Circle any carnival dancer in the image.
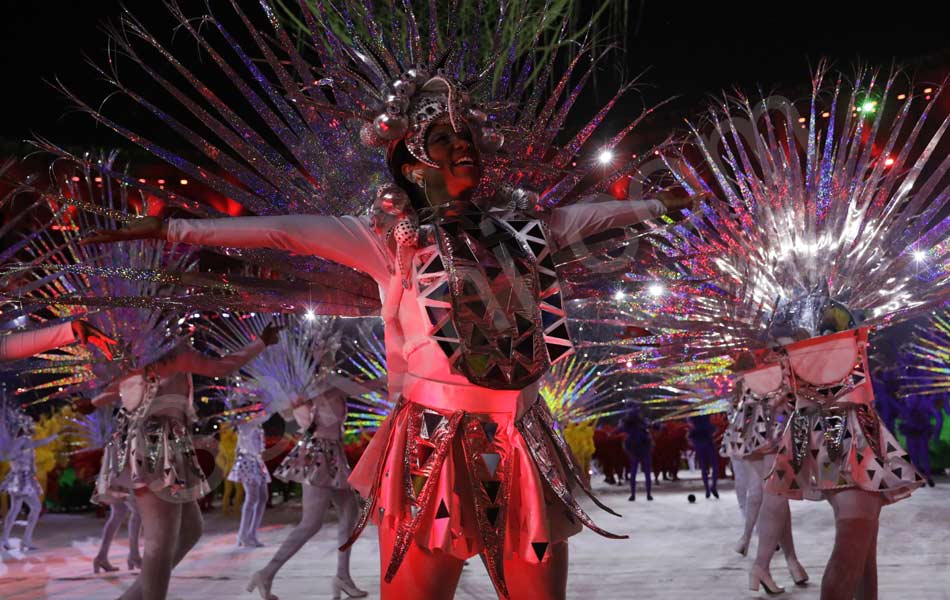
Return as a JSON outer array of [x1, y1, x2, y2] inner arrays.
[[229, 411, 271, 548], [247, 387, 367, 600], [91, 118, 694, 600], [0, 413, 56, 551], [78, 2, 706, 597], [722, 354, 808, 592], [91, 323, 278, 600]]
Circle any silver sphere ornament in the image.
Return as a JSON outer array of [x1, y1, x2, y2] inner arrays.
[[373, 113, 408, 140], [392, 78, 417, 97], [480, 128, 504, 152], [384, 94, 409, 115], [376, 184, 410, 216]]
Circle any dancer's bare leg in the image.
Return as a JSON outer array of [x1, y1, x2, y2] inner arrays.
[[736, 458, 763, 554], [21, 494, 43, 547], [504, 541, 569, 600], [119, 493, 203, 600], [128, 498, 143, 567], [95, 501, 129, 567], [821, 489, 882, 600], [378, 524, 463, 600], [854, 517, 879, 600], [329, 488, 359, 581], [778, 496, 807, 583], [1, 495, 25, 547], [119, 490, 181, 600], [238, 481, 266, 545], [731, 458, 750, 518], [250, 483, 268, 543], [750, 455, 796, 591], [251, 483, 333, 597]]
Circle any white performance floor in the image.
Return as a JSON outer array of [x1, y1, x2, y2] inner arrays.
[[1, 470, 948, 599]]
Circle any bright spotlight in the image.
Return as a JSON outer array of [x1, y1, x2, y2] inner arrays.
[[647, 283, 665, 297], [304, 308, 316, 321], [913, 250, 927, 262], [597, 149, 614, 165], [613, 290, 626, 301]]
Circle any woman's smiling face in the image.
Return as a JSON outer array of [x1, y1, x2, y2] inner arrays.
[[424, 122, 482, 196]]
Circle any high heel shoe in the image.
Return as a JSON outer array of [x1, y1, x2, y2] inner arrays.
[[787, 558, 809, 586], [128, 555, 143, 570], [749, 565, 785, 595], [332, 575, 368, 599], [93, 556, 119, 574], [246, 570, 277, 600]]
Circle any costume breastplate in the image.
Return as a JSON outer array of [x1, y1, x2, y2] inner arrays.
[[414, 207, 574, 389]]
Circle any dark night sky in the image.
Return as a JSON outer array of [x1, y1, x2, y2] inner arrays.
[[0, 1, 947, 147]]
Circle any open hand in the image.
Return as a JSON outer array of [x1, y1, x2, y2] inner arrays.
[[657, 189, 709, 212], [72, 320, 117, 360], [260, 322, 283, 346], [82, 216, 167, 245]]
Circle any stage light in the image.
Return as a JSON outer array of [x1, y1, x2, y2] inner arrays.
[[647, 283, 665, 297], [923, 87, 933, 94], [597, 149, 614, 165], [884, 157, 895, 167], [304, 308, 316, 321], [613, 290, 626, 301], [913, 250, 927, 262], [180, 179, 189, 185], [897, 94, 907, 100]]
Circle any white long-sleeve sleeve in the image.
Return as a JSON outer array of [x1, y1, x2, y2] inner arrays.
[[0, 322, 76, 361], [167, 214, 391, 284], [545, 196, 665, 248]]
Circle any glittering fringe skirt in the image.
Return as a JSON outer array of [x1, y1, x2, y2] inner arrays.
[[227, 451, 272, 486], [274, 434, 350, 489], [0, 469, 42, 497], [720, 401, 779, 459], [93, 406, 211, 505], [344, 395, 624, 598], [765, 403, 924, 503]]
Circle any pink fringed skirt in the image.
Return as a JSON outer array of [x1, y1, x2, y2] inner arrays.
[[346, 378, 624, 598]]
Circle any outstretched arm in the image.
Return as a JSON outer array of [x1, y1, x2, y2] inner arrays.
[[0, 323, 76, 361], [545, 190, 704, 248], [0, 321, 117, 362], [86, 214, 390, 284], [168, 339, 266, 378]]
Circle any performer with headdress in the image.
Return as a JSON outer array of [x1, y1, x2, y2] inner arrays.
[[0, 410, 56, 551], [612, 68, 948, 598], [79, 2, 703, 598], [227, 409, 271, 548], [90, 323, 278, 599], [204, 312, 368, 597]]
